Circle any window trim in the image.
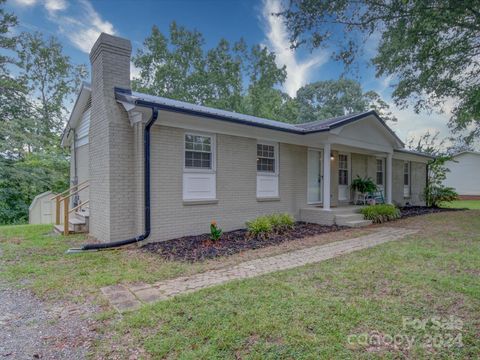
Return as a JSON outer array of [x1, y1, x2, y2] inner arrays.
[[376, 158, 385, 187], [338, 152, 350, 186], [256, 141, 279, 176], [403, 161, 410, 186], [403, 161, 411, 198], [183, 131, 216, 173]]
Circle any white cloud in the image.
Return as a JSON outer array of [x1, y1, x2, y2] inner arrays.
[[387, 103, 452, 148], [44, 0, 67, 13], [261, 0, 328, 97], [47, 0, 116, 53], [11, 0, 115, 54], [12, 0, 38, 6]]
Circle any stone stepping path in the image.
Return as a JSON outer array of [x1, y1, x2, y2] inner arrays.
[[101, 227, 418, 312]]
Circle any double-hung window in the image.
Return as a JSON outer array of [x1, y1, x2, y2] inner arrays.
[[185, 134, 212, 169], [183, 133, 216, 201], [257, 144, 276, 173], [338, 154, 349, 186], [256, 142, 279, 198], [403, 161, 410, 198], [376, 159, 384, 188]]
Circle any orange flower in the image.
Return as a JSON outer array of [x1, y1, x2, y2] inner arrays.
[[211, 220, 217, 226]]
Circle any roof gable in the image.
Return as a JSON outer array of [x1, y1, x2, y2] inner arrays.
[[332, 115, 402, 148]]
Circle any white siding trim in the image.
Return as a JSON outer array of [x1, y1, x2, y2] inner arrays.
[[256, 175, 279, 198], [183, 173, 216, 201], [75, 108, 90, 148]]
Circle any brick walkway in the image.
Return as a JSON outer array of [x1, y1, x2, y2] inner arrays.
[[101, 227, 417, 312]]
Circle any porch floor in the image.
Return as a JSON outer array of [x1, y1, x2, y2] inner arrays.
[[300, 205, 372, 227]]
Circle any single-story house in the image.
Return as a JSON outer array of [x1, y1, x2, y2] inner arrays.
[[444, 151, 480, 199], [61, 33, 433, 246]]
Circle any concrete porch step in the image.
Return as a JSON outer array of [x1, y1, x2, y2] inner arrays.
[[344, 219, 373, 228], [334, 213, 365, 226]]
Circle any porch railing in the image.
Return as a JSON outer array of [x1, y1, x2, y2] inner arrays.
[[50, 180, 89, 236]]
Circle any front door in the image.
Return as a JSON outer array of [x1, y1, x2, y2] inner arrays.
[[307, 149, 322, 204], [338, 153, 350, 201]]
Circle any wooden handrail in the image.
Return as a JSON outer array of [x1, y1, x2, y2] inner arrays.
[[50, 180, 89, 200], [63, 197, 69, 236], [68, 200, 89, 214], [53, 180, 90, 232], [59, 183, 89, 202]]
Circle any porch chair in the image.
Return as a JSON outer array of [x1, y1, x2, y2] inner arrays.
[[367, 189, 385, 204]]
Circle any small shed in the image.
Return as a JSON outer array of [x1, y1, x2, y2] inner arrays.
[[29, 191, 58, 224]]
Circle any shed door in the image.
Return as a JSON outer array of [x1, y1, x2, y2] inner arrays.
[[41, 200, 53, 224]]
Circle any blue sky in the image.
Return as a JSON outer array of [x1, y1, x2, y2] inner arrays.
[[7, 0, 453, 144]]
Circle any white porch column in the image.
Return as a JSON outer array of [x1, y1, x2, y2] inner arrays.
[[323, 143, 331, 210], [386, 153, 393, 204]]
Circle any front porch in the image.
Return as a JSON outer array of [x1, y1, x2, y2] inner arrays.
[[305, 141, 393, 212], [300, 205, 372, 227]]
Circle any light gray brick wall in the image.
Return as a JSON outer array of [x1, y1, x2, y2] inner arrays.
[[88, 33, 137, 242], [351, 153, 368, 180], [147, 125, 308, 242], [392, 159, 426, 206], [410, 161, 427, 205]]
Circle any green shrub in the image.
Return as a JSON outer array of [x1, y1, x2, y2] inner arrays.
[[423, 185, 458, 208], [246, 213, 295, 238], [350, 176, 377, 194], [276, 213, 295, 229], [209, 220, 223, 241], [360, 204, 401, 224], [246, 216, 273, 238]]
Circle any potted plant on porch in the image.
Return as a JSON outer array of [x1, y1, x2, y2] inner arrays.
[[350, 176, 377, 205]]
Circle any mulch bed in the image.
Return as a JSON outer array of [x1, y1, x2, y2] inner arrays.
[[142, 222, 346, 262], [399, 206, 464, 218]]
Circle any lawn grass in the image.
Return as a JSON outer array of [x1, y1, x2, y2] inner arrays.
[[105, 211, 480, 359], [442, 200, 480, 210], [0, 224, 211, 302], [1, 212, 479, 358]]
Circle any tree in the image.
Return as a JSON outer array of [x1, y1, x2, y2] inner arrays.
[[406, 130, 446, 156], [295, 79, 396, 123], [0, 0, 32, 157], [17, 32, 87, 151], [279, 0, 480, 140], [133, 24, 295, 122], [0, 2, 87, 223], [240, 45, 288, 120], [132, 23, 207, 104], [423, 155, 458, 207], [405, 131, 459, 207]]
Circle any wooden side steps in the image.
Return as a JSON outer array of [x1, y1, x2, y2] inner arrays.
[[54, 209, 89, 235], [51, 181, 90, 236]]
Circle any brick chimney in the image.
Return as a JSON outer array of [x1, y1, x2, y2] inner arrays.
[[88, 33, 137, 242]]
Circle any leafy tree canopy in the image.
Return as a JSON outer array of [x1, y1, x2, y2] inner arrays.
[[0, 0, 87, 223], [279, 0, 480, 141], [296, 79, 397, 123], [134, 24, 395, 126], [133, 23, 296, 123]]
